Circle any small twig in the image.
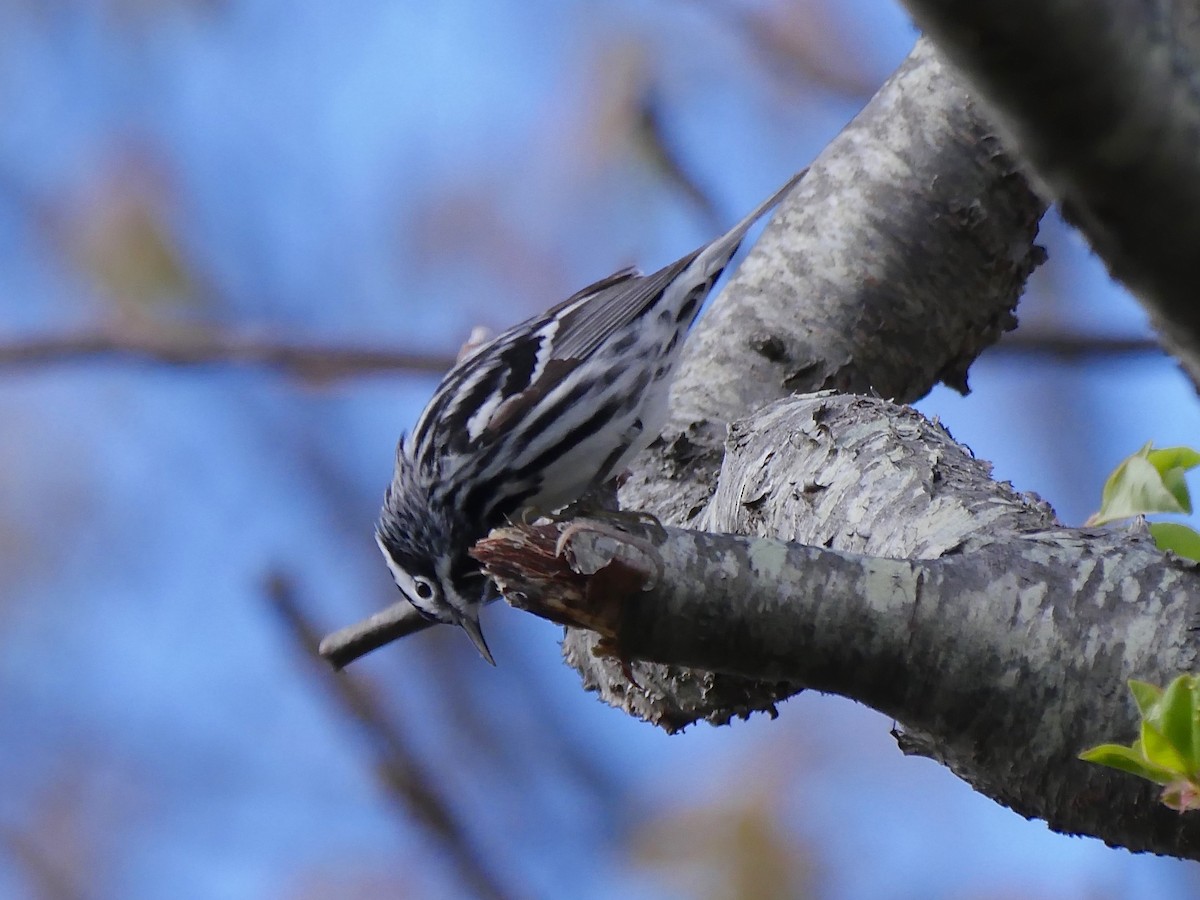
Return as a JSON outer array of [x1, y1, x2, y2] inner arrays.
[[3, 327, 1170, 374], [0, 326, 1166, 384], [0, 328, 455, 380], [266, 573, 518, 900], [993, 332, 1163, 358], [0, 825, 85, 900], [318, 601, 432, 669]]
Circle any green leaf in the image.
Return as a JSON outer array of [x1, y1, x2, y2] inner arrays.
[[1082, 676, 1200, 809], [1150, 522, 1200, 561], [1129, 680, 1164, 717], [1148, 675, 1200, 777], [1079, 743, 1178, 784], [1093, 449, 1189, 525], [1146, 446, 1200, 477], [1161, 468, 1194, 514], [1141, 720, 1190, 775]]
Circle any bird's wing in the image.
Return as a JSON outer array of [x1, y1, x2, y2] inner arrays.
[[411, 169, 806, 466], [541, 255, 699, 361], [545, 166, 805, 361], [409, 260, 694, 464]]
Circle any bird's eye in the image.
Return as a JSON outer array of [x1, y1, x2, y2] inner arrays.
[[413, 578, 436, 601]]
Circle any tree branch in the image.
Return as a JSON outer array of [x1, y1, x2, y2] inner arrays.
[[619, 38, 1046, 530], [318, 600, 431, 669], [317, 39, 1050, 668], [477, 393, 1200, 859], [897, 0, 1200, 388], [993, 331, 1162, 360], [266, 574, 519, 900], [0, 325, 1163, 391], [526, 36, 1200, 857], [670, 37, 1044, 428], [304, 26, 1196, 862], [0, 327, 455, 380]]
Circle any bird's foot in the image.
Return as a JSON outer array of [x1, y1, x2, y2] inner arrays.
[[554, 516, 665, 589]]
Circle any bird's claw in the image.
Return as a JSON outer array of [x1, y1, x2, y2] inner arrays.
[[554, 517, 665, 589]]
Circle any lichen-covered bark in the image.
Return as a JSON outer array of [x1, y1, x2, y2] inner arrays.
[[510, 393, 1200, 857], [541, 27, 1200, 852], [556, 522, 1200, 858], [899, 0, 1200, 389]]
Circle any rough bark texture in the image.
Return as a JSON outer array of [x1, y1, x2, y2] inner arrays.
[[529, 37, 1200, 858], [622, 37, 1045, 531], [327, 27, 1200, 859], [322, 38, 1049, 666], [566, 40, 1047, 724], [484, 394, 1200, 857], [898, 0, 1200, 389], [672, 38, 1043, 425]]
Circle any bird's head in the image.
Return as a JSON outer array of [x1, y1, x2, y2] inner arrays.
[[375, 440, 495, 664]]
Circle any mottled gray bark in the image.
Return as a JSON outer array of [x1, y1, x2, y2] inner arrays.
[[527, 36, 1200, 859], [623, 37, 1045, 528], [485, 393, 1200, 858], [567, 38, 1048, 715], [330, 30, 1200, 859], [898, 0, 1200, 389]]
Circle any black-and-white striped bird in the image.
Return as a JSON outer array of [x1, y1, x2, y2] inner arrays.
[[376, 171, 803, 663]]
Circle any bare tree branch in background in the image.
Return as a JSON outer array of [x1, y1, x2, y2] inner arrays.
[[0, 825, 86, 900], [0, 326, 1164, 387], [0, 327, 455, 381], [265, 574, 520, 900], [993, 331, 1161, 360]]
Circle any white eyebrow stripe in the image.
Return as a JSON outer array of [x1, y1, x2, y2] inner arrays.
[[376, 533, 414, 593], [375, 532, 441, 617]]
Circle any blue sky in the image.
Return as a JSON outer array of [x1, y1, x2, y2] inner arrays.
[[1, 1, 1197, 897]]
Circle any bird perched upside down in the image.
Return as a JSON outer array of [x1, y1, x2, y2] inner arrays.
[[376, 170, 804, 663]]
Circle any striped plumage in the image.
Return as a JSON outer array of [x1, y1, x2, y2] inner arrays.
[[376, 171, 802, 663]]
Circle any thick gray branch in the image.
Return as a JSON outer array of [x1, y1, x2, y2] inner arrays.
[[624, 38, 1045, 528], [485, 393, 1200, 858], [580, 40, 1049, 723], [480, 507, 1200, 858], [571, 392, 1064, 725], [670, 37, 1043, 430], [898, 0, 1200, 388]]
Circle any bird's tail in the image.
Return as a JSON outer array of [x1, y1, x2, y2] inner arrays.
[[693, 167, 807, 279]]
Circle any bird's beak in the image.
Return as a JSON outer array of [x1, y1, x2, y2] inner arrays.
[[458, 610, 496, 665]]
